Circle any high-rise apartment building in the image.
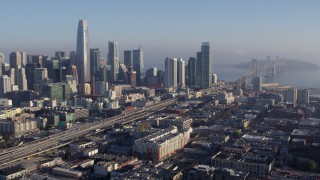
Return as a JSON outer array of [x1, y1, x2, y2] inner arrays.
[[164, 58, 177, 89], [76, 19, 90, 84], [133, 48, 145, 86], [90, 48, 100, 79], [107, 41, 119, 84], [177, 59, 185, 89]]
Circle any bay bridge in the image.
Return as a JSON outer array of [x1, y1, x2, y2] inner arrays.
[[231, 57, 279, 88]]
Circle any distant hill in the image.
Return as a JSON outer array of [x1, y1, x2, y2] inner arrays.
[[233, 59, 320, 71]]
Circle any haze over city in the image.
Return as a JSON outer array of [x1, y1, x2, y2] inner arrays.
[[1, 0, 320, 68]]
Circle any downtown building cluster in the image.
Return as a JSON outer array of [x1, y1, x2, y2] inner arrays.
[[0, 19, 319, 180], [0, 19, 215, 109]]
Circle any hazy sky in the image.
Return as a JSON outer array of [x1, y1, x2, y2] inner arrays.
[[1, 0, 320, 68]]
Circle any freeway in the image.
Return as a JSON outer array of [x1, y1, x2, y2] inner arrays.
[[0, 99, 176, 167]]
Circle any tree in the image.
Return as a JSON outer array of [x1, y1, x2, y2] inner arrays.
[[307, 160, 317, 171]]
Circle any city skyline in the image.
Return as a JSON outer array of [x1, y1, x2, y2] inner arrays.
[[1, 0, 320, 68]]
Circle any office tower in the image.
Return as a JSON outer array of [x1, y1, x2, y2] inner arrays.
[[46, 59, 59, 82], [118, 63, 128, 83], [107, 41, 119, 84], [99, 58, 106, 67], [133, 48, 145, 86], [1, 64, 10, 76], [90, 48, 100, 79], [31, 55, 43, 67], [164, 58, 177, 88], [212, 74, 218, 84], [79, 83, 91, 96], [177, 59, 185, 89], [70, 65, 78, 85], [16, 67, 28, 90], [124, 50, 133, 69], [10, 51, 25, 69], [99, 65, 108, 82], [252, 59, 258, 77], [157, 70, 164, 87], [66, 75, 78, 94], [9, 68, 16, 86], [252, 76, 262, 92], [76, 19, 90, 84], [55, 51, 66, 60], [127, 69, 136, 88], [145, 67, 158, 87], [34, 68, 48, 84], [186, 57, 196, 87], [196, 52, 202, 87], [297, 89, 309, 105], [0, 53, 4, 64], [285, 88, 297, 104], [200, 42, 213, 89], [69, 51, 77, 65], [40, 83, 72, 101], [26, 62, 40, 90], [95, 81, 108, 96], [0, 75, 11, 97]]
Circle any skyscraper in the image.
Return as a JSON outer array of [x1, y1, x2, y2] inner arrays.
[[212, 74, 218, 84], [177, 58, 185, 89], [186, 57, 196, 87], [0, 53, 4, 65], [0, 75, 11, 98], [196, 52, 202, 87], [55, 51, 66, 60], [252, 76, 262, 92], [107, 41, 119, 84], [16, 67, 28, 90], [124, 50, 133, 69], [90, 48, 100, 79], [297, 89, 309, 105], [69, 51, 77, 65], [200, 42, 213, 89], [133, 47, 145, 86], [10, 51, 25, 69], [76, 19, 90, 84], [285, 88, 297, 104], [164, 58, 177, 89], [34, 68, 48, 84]]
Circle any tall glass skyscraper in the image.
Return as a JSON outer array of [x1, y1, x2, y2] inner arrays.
[[133, 47, 145, 86], [107, 41, 119, 84], [76, 19, 90, 84], [200, 42, 213, 89], [124, 50, 133, 69], [90, 48, 100, 78]]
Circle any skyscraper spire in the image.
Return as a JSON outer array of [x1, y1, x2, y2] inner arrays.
[[76, 19, 90, 84]]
